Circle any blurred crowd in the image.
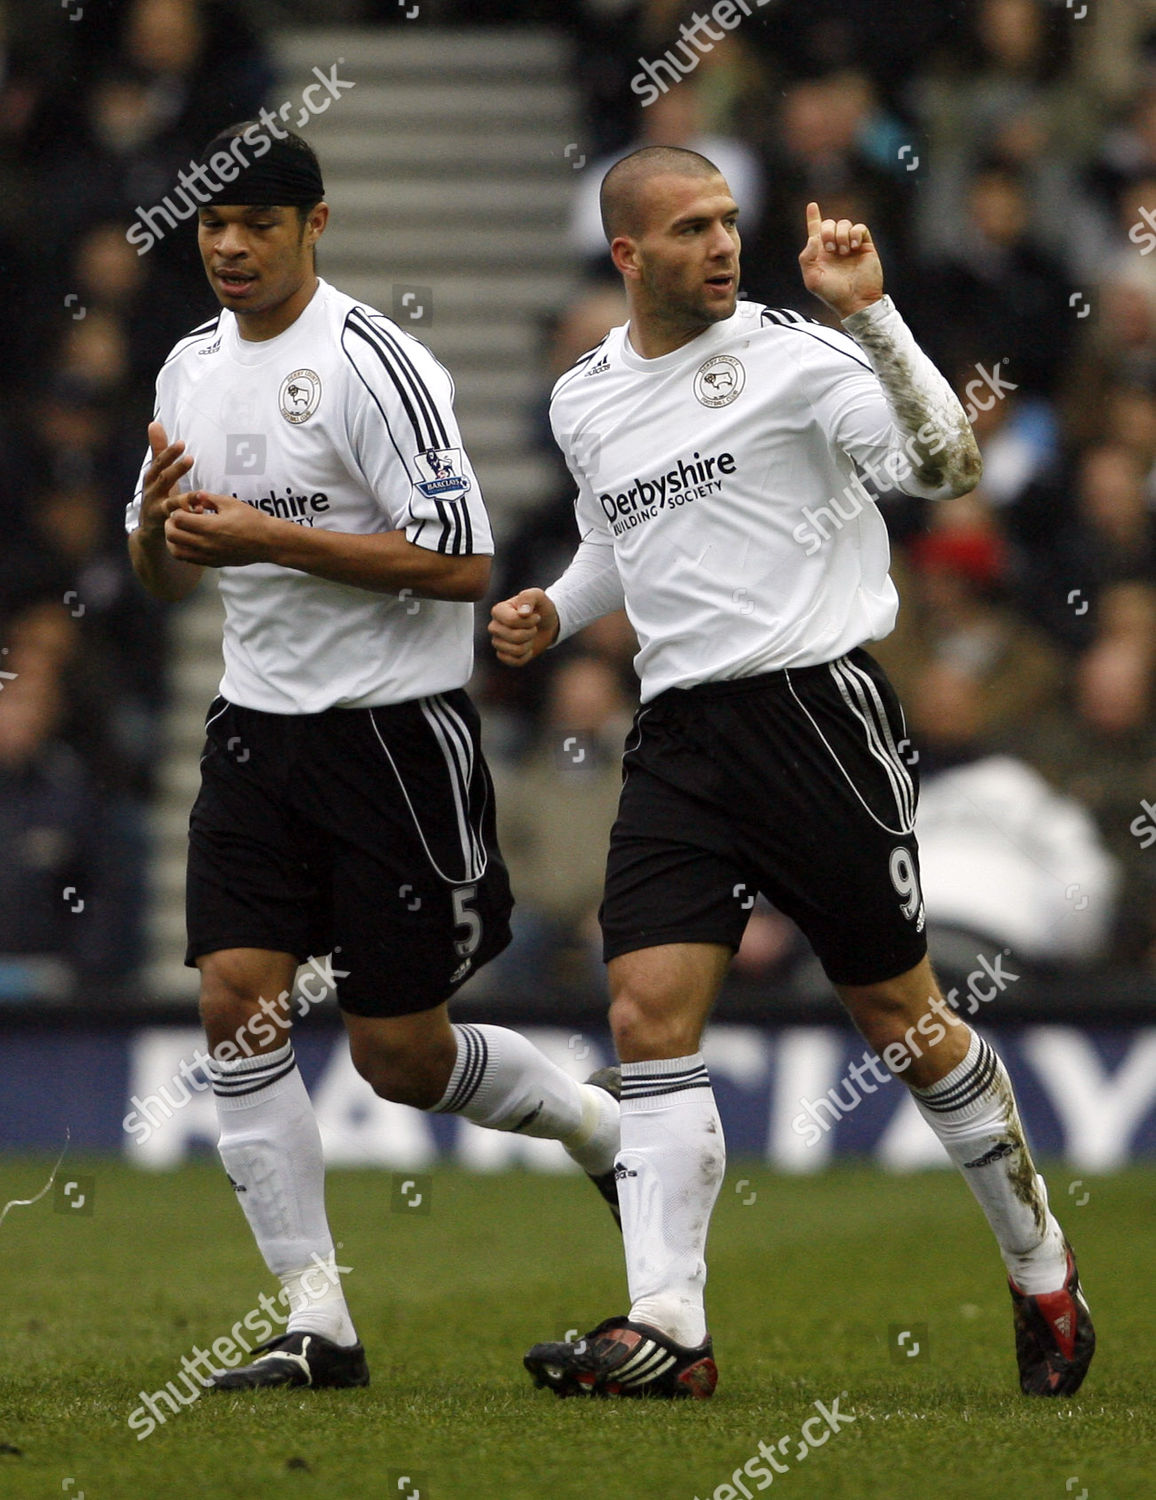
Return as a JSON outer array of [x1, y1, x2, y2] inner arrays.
[[0, 0, 273, 998], [2, 0, 1155, 1003]]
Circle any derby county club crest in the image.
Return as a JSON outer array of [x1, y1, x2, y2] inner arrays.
[[279, 369, 322, 424], [693, 354, 745, 408]]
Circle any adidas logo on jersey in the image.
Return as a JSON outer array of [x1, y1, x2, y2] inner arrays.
[[584, 353, 611, 377]]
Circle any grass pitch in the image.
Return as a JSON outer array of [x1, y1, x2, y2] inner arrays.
[[0, 1158, 1152, 1500]]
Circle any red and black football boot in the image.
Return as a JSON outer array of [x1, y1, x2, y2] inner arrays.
[[524, 1316, 717, 1399], [1009, 1244, 1095, 1396]]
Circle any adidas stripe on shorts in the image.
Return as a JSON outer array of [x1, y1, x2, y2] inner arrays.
[[601, 647, 927, 986]]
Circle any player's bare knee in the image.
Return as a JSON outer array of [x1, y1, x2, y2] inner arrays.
[[349, 1038, 449, 1110], [371, 1068, 441, 1109], [842, 982, 924, 1047], [609, 993, 697, 1061], [198, 959, 275, 1051]]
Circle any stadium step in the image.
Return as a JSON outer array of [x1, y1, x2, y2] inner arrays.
[[336, 178, 570, 225], [323, 224, 569, 271], [313, 131, 572, 177], [142, 24, 581, 998], [275, 27, 569, 74], [332, 271, 576, 321]]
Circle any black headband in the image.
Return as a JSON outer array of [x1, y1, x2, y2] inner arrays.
[[192, 131, 325, 206]]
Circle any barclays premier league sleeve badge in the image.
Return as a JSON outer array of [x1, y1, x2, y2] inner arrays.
[[414, 447, 472, 500]]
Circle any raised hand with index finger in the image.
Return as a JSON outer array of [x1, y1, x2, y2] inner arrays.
[[798, 201, 884, 320]]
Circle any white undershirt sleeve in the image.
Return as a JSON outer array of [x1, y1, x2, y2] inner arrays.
[[548, 531, 625, 644], [546, 414, 628, 643]]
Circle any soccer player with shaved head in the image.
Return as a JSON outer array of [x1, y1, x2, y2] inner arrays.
[[492, 146, 1094, 1400], [127, 124, 622, 1392]]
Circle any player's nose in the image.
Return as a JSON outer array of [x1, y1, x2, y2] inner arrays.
[[213, 224, 250, 259], [707, 222, 736, 260]]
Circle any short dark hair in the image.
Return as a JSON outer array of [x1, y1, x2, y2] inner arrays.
[[599, 146, 724, 242]]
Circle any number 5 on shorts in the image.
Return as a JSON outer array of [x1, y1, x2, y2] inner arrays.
[[452, 884, 483, 958], [889, 847, 923, 924]]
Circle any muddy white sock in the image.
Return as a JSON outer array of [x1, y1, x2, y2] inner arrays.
[[910, 1032, 1068, 1294]]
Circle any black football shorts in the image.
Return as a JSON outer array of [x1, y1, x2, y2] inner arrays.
[[601, 648, 928, 986], [186, 690, 512, 1016]]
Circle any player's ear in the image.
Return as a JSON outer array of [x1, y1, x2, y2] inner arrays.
[[610, 234, 640, 281], [304, 201, 329, 246]]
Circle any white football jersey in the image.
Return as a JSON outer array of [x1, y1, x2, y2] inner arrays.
[[126, 279, 493, 714], [549, 297, 959, 702]]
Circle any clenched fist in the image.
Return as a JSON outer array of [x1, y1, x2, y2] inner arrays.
[[489, 588, 559, 667]]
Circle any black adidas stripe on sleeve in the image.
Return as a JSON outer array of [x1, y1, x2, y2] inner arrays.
[[758, 305, 872, 374], [344, 308, 451, 452], [341, 310, 477, 556]]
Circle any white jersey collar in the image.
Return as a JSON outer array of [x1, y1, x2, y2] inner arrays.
[[224, 277, 331, 365], [617, 305, 744, 374]]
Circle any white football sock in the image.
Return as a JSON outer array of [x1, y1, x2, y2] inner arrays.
[[210, 1041, 358, 1347], [432, 1023, 619, 1175], [910, 1031, 1068, 1294], [616, 1054, 725, 1349]]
